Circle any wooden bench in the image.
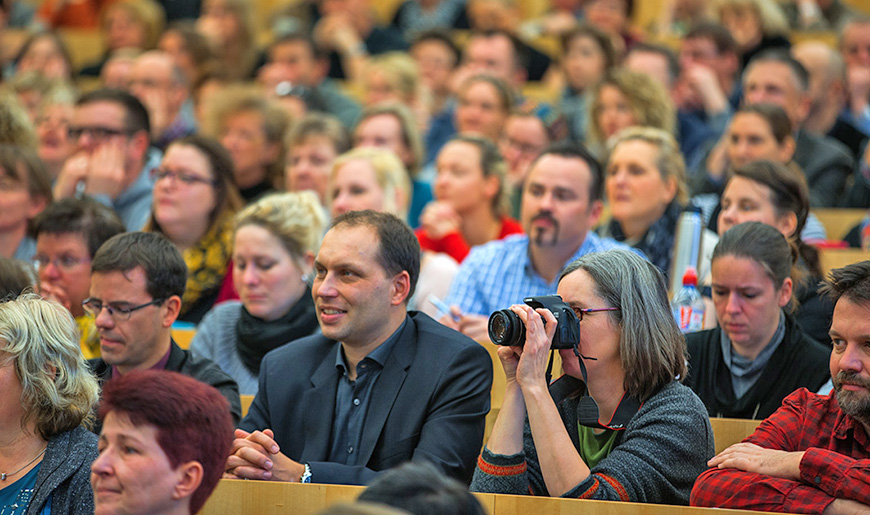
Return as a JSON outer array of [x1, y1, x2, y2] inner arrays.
[[812, 208, 866, 241], [819, 248, 870, 276], [199, 479, 763, 515]]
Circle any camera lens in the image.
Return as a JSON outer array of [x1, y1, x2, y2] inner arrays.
[[488, 309, 525, 346]]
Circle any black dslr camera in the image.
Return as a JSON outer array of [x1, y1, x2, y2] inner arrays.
[[487, 295, 580, 349]]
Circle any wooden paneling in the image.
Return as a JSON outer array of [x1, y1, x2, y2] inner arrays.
[[709, 418, 762, 454]]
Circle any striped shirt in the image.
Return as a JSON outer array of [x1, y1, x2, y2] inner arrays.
[[446, 233, 637, 316]]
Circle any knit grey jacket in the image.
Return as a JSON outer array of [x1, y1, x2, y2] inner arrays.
[[470, 379, 714, 504], [27, 426, 98, 514]]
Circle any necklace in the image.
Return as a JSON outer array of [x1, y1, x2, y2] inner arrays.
[[1, 445, 47, 481]]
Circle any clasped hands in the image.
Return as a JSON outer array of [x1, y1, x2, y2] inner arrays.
[[225, 429, 305, 482]]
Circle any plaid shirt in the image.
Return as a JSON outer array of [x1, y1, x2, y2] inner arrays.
[[445, 233, 634, 316], [691, 388, 870, 513]]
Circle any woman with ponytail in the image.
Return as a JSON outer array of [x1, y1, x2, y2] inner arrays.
[[684, 222, 830, 420], [717, 159, 832, 343]]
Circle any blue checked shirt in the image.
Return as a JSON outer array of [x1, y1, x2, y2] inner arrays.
[[446, 233, 639, 316]]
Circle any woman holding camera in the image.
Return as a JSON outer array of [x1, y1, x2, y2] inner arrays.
[[471, 249, 713, 503]]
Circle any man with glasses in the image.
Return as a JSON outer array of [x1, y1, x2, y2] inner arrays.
[[85, 231, 241, 424], [32, 197, 125, 359], [52, 89, 162, 231]]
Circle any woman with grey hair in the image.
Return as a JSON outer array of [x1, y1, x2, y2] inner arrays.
[[471, 249, 713, 504], [0, 294, 99, 514]]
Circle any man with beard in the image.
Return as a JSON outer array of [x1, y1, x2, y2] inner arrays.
[[691, 260, 870, 513], [441, 142, 633, 341]]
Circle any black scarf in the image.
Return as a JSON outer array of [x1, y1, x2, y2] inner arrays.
[[603, 201, 682, 281], [235, 288, 319, 375]]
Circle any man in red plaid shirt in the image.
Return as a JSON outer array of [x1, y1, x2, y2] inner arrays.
[[691, 260, 870, 514]]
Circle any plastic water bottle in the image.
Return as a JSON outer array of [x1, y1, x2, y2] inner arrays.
[[669, 206, 704, 297], [672, 267, 705, 333]]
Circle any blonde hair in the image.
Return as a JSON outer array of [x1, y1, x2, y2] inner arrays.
[[606, 126, 688, 204], [101, 0, 166, 50], [364, 52, 420, 104], [234, 191, 326, 260], [0, 92, 37, 149], [204, 85, 291, 187], [716, 0, 789, 38], [589, 69, 676, 151], [0, 294, 99, 439], [330, 147, 412, 220]]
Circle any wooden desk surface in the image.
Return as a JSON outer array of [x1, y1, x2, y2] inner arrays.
[[200, 480, 765, 515]]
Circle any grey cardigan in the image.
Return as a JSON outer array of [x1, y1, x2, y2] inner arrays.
[[471, 379, 714, 504], [27, 426, 98, 514]]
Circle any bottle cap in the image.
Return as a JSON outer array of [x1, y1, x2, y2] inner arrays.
[[681, 267, 698, 286]]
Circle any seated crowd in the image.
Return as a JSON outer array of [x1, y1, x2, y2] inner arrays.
[[1, 0, 870, 513]]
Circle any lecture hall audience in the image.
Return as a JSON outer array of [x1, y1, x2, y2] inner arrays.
[[0, 0, 868, 511]]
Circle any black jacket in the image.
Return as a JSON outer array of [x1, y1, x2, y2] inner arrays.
[[685, 314, 830, 419], [88, 340, 242, 425]]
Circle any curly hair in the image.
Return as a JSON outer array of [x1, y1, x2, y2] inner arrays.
[[0, 294, 99, 439], [234, 191, 326, 261], [589, 69, 676, 151]]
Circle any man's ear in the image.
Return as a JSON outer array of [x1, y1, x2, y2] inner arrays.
[[390, 271, 411, 306], [171, 460, 204, 502], [162, 295, 182, 328]]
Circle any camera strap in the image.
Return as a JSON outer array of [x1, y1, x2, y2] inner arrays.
[[573, 343, 641, 430]]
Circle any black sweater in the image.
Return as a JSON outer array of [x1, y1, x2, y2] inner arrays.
[[685, 314, 830, 419]]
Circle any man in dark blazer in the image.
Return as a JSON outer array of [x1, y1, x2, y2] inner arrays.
[[228, 211, 492, 485], [85, 232, 241, 424]]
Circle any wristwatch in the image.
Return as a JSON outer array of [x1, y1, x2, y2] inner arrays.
[[300, 463, 312, 483]]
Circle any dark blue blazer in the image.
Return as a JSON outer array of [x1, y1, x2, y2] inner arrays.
[[239, 311, 493, 485]]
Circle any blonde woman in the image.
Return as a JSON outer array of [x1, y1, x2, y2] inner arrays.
[[0, 294, 100, 514], [587, 70, 676, 159], [599, 126, 716, 281], [191, 191, 326, 395]]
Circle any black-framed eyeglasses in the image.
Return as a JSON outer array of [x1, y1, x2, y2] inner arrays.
[[150, 167, 218, 187], [82, 298, 165, 320], [572, 307, 620, 322], [67, 126, 134, 141]]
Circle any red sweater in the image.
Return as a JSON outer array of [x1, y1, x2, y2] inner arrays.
[[415, 217, 523, 262]]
